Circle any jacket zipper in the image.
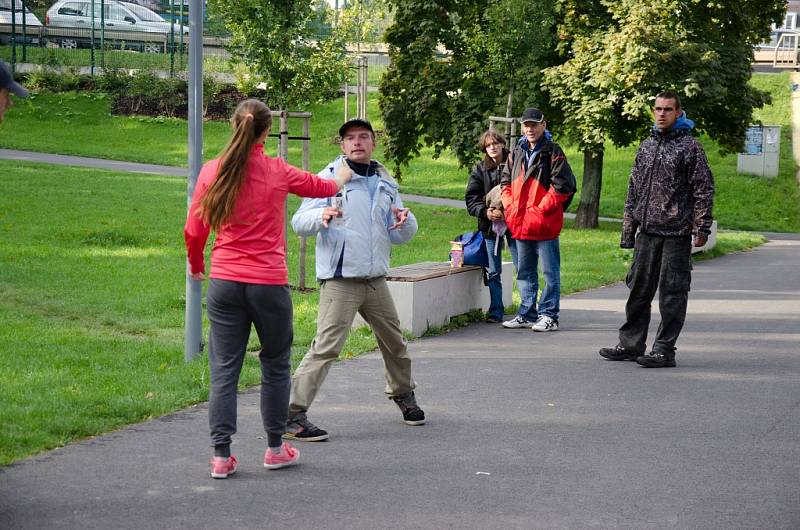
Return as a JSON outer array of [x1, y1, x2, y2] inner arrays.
[[641, 135, 663, 234]]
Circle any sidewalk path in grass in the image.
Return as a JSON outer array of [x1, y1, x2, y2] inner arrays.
[[0, 148, 621, 222], [1, 232, 798, 529]]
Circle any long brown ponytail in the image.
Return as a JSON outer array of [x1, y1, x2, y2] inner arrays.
[[198, 99, 272, 231]]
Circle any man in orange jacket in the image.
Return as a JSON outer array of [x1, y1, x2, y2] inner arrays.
[[500, 108, 576, 331]]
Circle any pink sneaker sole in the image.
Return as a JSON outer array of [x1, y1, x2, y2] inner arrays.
[[264, 443, 300, 470], [210, 456, 238, 479], [264, 458, 299, 470]]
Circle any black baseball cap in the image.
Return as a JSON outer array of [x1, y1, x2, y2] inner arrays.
[[339, 118, 374, 138], [520, 108, 544, 123], [0, 60, 28, 98]]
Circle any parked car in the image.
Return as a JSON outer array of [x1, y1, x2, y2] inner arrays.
[[45, 0, 187, 52], [0, 0, 43, 45]]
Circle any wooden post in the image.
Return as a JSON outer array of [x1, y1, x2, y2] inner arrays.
[[358, 56, 368, 119], [489, 116, 519, 147], [298, 116, 311, 290], [343, 79, 349, 123], [267, 110, 314, 290]]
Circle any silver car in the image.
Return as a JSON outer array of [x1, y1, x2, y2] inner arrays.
[[0, 0, 43, 45], [45, 0, 186, 52]]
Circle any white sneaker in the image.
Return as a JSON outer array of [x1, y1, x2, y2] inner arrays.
[[532, 315, 558, 332], [502, 315, 531, 329]]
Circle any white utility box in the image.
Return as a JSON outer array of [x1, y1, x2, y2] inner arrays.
[[737, 125, 780, 178]]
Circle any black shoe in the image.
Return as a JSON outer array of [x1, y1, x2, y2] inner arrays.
[[636, 351, 676, 368], [485, 315, 502, 323], [284, 414, 329, 441], [599, 345, 641, 362], [391, 391, 425, 425]]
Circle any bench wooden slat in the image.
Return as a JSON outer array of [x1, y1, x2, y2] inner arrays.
[[385, 261, 483, 282]]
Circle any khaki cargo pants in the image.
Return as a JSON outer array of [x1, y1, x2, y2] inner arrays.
[[289, 276, 415, 416]]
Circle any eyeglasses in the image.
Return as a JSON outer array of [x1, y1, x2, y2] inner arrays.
[[653, 107, 675, 112]]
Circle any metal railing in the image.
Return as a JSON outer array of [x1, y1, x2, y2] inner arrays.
[[772, 32, 800, 68]]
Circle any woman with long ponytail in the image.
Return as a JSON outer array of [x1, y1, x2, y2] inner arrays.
[[185, 99, 351, 478]]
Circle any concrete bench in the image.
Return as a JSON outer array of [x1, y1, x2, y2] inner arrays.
[[353, 261, 514, 337]]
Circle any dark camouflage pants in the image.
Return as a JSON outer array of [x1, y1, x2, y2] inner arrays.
[[619, 233, 692, 357]]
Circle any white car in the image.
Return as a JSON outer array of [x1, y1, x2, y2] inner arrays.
[[0, 0, 43, 45], [119, 2, 188, 35], [45, 0, 187, 52], [0, 0, 43, 26]]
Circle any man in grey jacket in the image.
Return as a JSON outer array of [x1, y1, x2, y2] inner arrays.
[[599, 91, 714, 368], [285, 119, 424, 441]]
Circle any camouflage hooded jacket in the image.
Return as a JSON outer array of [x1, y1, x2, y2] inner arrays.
[[621, 127, 715, 248]]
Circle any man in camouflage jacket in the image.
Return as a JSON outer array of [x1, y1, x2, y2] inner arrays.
[[600, 91, 715, 368]]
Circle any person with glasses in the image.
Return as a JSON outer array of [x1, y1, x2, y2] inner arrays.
[[465, 129, 512, 323], [599, 91, 714, 368], [500, 108, 576, 332]]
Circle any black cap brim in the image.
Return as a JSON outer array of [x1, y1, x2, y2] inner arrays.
[[339, 118, 374, 137], [8, 80, 29, 98]]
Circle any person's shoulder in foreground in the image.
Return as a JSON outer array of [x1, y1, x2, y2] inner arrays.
[[0, 60, 29, 124]]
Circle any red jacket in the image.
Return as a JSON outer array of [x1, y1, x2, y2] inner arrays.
[[184, 143, 339, 285], [500, 139, 575, 241]]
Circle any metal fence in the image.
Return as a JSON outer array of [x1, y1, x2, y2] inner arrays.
[[2, 0, 388, 83]]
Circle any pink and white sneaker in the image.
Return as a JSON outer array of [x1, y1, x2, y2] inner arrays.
[[264, 442, 299, 470], [210, 455, 238, 479]]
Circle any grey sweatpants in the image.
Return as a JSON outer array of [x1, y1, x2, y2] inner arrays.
[[206, 279, 293, 449]]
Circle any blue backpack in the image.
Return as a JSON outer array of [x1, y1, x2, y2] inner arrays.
[[453, 231, 489, 268]]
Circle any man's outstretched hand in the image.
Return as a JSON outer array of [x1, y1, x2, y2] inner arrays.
[[390, 206, 410, 230]]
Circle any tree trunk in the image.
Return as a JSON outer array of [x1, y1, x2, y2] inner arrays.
[[574, 148, 604, 229]]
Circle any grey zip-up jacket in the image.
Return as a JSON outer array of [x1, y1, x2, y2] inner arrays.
[[621, 128, 715, 248]]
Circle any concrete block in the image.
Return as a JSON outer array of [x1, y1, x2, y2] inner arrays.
[[353, 261, 514, 337]]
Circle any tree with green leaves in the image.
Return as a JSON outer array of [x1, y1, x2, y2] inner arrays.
[[380, 0, 559, 177], [543, 0, 786, 228], [207, 0, 352, 109]]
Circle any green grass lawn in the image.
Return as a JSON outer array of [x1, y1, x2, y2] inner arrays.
[[1, 72, 797, 232], [0, 159, 765, 464], [0, 71, 785, 464]]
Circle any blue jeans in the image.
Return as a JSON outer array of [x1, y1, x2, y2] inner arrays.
[[484, 233, 513, 320], [509, 237, 561, 322]]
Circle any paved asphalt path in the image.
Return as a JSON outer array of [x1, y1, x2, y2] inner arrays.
[[1, 232, 798, 529]]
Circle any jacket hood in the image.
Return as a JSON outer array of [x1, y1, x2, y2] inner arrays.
[[333, 155, 399, 189], [653, 111, 695, 133]]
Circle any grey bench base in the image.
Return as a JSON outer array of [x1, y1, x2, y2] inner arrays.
[[352, 261, 514, 337]]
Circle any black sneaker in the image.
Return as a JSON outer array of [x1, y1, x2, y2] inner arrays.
[[284, 415, 329, 442], [636, 351, 676, 368], [391, 391, 425, 426], [599, 345, 642, 362]]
